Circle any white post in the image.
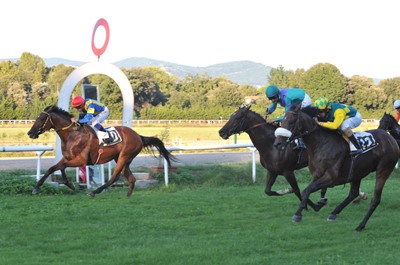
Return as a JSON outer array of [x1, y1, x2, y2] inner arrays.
[[86, 166, 91, 189], [35, 150, 45, 181], [164, 157, 169, 186], [249, 147, 257, 183], [100, 164, 105, 185]]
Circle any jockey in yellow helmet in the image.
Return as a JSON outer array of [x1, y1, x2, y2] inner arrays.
[[314, 97, 363, 155]]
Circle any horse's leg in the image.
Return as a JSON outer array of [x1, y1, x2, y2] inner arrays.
[[352, 188, 368, 204], [355, 171, 391, 232], [56, 168, 75, 191], [292, 178, 331, 222], [88, 159, 125, 197], [32, 160, 67, 194], [264, 171, 282, 196], [318, 188, 329, 206], [123, 165, 136, 197], [327, 181, 361, 222]]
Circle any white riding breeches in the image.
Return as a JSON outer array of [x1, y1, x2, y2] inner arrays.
[[340, 111, 362, 130], [88, 106, 110, 127]]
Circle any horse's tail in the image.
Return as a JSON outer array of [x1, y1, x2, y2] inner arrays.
[[140, 135, 178, 167]]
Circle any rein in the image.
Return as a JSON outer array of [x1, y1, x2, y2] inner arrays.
[[244, 122, 268, 133], [287, 110, 319, 142], [41, 111, 78, 132]]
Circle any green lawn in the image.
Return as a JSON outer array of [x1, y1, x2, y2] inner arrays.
[[1, 165, 400, 265]]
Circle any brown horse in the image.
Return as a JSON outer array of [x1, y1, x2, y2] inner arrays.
[[218, 105, 328, 211], [378, 112, 400, 147], [274, 106, 400, 231], [27, 105, 176, 197]]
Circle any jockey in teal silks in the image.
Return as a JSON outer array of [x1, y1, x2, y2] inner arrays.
[[264, 85, 312, 122], [71, 96, 113, 143], [264, 85, 312, 149]]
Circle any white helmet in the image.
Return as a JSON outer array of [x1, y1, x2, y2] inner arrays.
[[394, 100, 400, 109]]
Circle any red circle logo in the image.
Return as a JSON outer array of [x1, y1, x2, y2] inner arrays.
[[91, 18, 110, 59]]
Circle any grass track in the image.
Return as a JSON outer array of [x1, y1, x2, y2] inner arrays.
[[1, 170, 400, 265]]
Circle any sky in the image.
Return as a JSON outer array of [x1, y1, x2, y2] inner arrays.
[[2, 0, 400, 80]]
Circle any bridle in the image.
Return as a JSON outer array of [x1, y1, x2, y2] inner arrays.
[[285, 110, 318, 142], [37, 111, 77, 134], [229, 108, 268, 135]]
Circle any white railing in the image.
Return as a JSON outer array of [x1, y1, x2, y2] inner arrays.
[[0, 145, 53, 180], [161, 143, 257, 186], [0, 144, 257, 187], [99, 143, 257, 187], [0, 119, 380, 126]]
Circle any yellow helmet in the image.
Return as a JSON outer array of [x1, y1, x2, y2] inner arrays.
[[314, 97, 330, 109]]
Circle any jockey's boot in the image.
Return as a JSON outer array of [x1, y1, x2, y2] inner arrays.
[[104, 131, 113, 143], [348, 134, 362, 155], [94, 123, 113, 143]]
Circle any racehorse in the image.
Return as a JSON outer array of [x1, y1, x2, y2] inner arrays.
[[274, 106, 400, 231], [378, 112, 400, 147], [27, 105, 176, 197], [218, 104, 328, 211]]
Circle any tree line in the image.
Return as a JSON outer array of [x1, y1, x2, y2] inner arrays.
[[1, 52, 399, 121]]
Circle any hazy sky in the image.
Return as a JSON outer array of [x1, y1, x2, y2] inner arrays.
[[2, 0, 399, 79]]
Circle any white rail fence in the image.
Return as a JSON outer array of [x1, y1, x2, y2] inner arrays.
[[0, 145, 53, 180], [0, 144, 258, 186], [0, 119, 379, 126]]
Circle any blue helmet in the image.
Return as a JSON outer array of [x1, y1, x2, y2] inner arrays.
[[266, 85, 280, 99]]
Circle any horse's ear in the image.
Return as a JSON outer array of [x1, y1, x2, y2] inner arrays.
[[294, 104, 301, 111]]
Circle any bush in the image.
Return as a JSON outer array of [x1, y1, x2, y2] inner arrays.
[[0, 170, 76, 195]]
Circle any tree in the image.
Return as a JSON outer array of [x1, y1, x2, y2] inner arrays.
[[0, 60, 18, 100], [267, 65, 289, 87], [302, 63, 347, 102], [379, 77, 400, 110], [17, 52, 46, 85], [47, 64, 75, 95]]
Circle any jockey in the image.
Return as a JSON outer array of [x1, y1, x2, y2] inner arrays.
[[264, 85, 312, 122], [394, 100, 400, 122], [265, 85, 312, 149], [71, 96, 113, 144], [314, 97, 363, 155]]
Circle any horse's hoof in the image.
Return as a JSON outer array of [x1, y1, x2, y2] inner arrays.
[[327, 214, 337, 221], [359, 192, 368, 200], [32, 188, 39, 195], [318, 198, 328, 206], [292, 215, 302, 222], [87, 192, 95, 198]]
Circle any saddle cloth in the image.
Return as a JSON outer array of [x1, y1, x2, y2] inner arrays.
[[97, 127, 122, 145], [350, 131, 377, 152]]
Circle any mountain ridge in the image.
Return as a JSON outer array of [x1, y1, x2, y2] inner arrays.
[[1, 57, 270, 87]]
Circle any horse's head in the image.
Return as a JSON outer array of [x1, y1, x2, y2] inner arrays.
[[378, 112, 396, 131], [273, 105, 318, 150], [27, 105, 74, 139], [218, 104, 254, 139]]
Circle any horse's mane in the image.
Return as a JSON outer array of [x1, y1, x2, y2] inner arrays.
[[44, 105, 74, 120], [241, 105, 278, 129], [300, 106, 320, 117], [248, 108, 265, 121], [384, 112, 397, 123]]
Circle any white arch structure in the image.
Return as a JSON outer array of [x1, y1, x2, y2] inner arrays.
[[55, 61, 134, 164]]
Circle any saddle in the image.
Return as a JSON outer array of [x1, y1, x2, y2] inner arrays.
[[97, 127, 122, 146], [348, 131, 378, 154]]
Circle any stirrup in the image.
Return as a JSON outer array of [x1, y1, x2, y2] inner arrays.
[[350, 149, 363, 156], [103, 137, 113, 144]]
